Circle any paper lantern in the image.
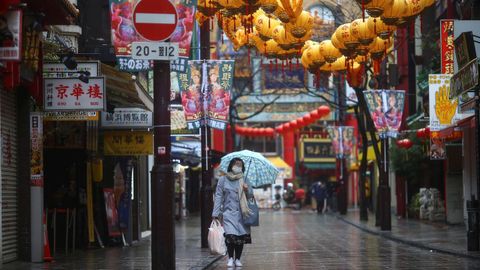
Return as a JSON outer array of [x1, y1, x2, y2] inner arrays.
[[287, 11, 314, 39], [303, 113, 313, 124], [403, 139, 413, 149], [416, 128, 425, 138], [364, 0, 394, 17], [290, 120, 298, 129], [335, 23, 360, 50], [260, 0, 278, 14], [265, 128, 275, 136], [367, 16, 396, 40], [405, 0, 424, 18], [381, 0, 408, 25], [297, 118, 305, 127], [275, 125, 285, 133], [317, 105, 331, 117], [350, 18, 376, 46], [319, 40, 342, 63], [310, 109, 320, 119], [283, 122, 292, 131]]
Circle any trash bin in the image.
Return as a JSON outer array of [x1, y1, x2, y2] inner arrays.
[[467, 199, 479, 251]]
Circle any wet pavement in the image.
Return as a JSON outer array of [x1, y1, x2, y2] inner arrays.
[[208, 209, 480, 270], [3, 209, 480, 270]]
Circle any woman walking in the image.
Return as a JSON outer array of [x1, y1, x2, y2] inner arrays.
[[212, 157, 253, 268]]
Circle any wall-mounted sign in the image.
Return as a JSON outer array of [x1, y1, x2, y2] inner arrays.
[[429, 74, 459, 131], [44, 111, 99, 121], [44, 77, 106, 111], [441, 20, 454, 74], [450, 58, 479, 98], [104, 131, 153, 156], [116, 57, 153, 72], [454, 31, 477, 70], [101, 108, 152, 129], [299, 138, 336, 163], [43, 61, 99, 77], [0, 10, 22, 61]]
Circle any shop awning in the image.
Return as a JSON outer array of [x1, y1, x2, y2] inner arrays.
[[302, 163, 336, 170], [266, 156, 292, 178], [101, 64, 153, 111]]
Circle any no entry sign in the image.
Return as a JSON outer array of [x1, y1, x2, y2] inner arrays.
[[133, 0, 178, 41]]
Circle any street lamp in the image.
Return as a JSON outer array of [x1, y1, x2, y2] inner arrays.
[[363, 89, 406, 230]]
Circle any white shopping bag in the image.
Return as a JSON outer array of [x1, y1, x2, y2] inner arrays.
[[208, 220, 226, 255]]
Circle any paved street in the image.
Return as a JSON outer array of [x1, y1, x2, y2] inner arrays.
[[3, 210, 480, 270], [208, 210, 480, 270]]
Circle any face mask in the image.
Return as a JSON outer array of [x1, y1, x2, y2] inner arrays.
[[232, 166, 242, 174]]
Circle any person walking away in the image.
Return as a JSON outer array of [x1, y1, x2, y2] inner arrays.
[[313, 181, 328, 214], [212, 158, 253, 268]]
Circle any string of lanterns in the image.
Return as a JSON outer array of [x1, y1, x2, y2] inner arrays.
[[234, 105, 330, 137]]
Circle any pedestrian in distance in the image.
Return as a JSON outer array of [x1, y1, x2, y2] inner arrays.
[[212, 157, 253, 268], [313, 181, 328, 214]]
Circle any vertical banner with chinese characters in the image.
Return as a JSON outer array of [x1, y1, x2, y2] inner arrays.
[[326, 126, 354, 158], [205, 60, 233, 130], [0, 10, 22, 61], [441, 20, 454, 74], [364, 90, 405, 138], [30, 113, 43, 187], [181, 60, 203, 129], [429, 74, 457, 160]]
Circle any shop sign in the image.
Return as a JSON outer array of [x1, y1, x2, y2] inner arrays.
[[454, 32, 477, 70], [429, 74, 459, 131], [441, 20, 455, 74], [116, 57, 153, 72], [101, 108, 152, 129], [43, 61, 99, 78], [104, 131, 153, 156], [0, 10, 22, 61], [30, 113, 43, 187], [43, 111, 99, 121], [449, 58, 479, 98], [44, 77, 106, 111], [299, 138, 336, 163]]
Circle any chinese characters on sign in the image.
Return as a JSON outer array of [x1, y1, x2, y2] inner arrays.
[[43, 62, 99, 78], [104, 131, 153, 156], [116, 57, 153, 72], [30, 113, 44, 187], [0, 10, 22, 61], [101, 108, 153, 129], [364, 89, 406, 138], [300, 138, 336, 163], [441, 20, 455, 74], [43, 78, 106, 111]]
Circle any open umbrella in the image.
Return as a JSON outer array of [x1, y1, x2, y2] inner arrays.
[[220, 150, 279, 188]]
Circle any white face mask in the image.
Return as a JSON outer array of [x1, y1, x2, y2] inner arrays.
[[232, 166, 242, 174]]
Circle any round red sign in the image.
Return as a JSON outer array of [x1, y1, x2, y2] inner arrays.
[[133, 0, 178, 41]]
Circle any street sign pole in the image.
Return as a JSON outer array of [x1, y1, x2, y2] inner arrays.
[[200, 20, 213, 249], [151, 60, 175, 270]]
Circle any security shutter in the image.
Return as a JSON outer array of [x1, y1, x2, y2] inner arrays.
[[1, 88, 18, 263]]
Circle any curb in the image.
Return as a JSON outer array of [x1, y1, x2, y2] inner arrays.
[[335, 214, 480, 261], [190, 254, 224, 270]]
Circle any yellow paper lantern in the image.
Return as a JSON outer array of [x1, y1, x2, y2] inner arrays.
[[381, 0, 408, 25], [405, 0, 424, 17], [254, 12, 282, 41], [260, 0, 278, 14], [350, 18, 376, 45], [287, 11, 313, 39], [354, 54, 369, 63], [367, 16, 396, 40], [256, 39, 281, 57], [217, 0, 243, 9], [319, 40, 341, 63], [364, 0, 394, 17], [369, 36, 393, 59], [334, 23, 360, 50], [320, 56, 350, 72]]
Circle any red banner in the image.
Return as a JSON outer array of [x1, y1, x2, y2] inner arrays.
[[440, 20, 454, 74]]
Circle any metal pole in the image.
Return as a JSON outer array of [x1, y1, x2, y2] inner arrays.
[[379, 137, 391, 231], [151, 60, 175, 269], [200, 20, 213, 248]]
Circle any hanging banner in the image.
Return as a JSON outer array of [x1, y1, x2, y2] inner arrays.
[[30, 113, 43, 187], [205, 60, 233, 130], [109, 0, 144, 56], [429, 74, 459, 131], [103, 188, 121, 237], [170, 3, 195, 57], [104, 131, 153, 156], [181, 60, 203, 128], [364, 90, 405, 138], [326, 126, 354, 158], [441, 20, 455, 74], [430, 137, 447, 160], [0, 10, 22, 61]]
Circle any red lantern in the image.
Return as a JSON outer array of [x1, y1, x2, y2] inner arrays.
[[265, 128, 275, 136], [283, 123, 292, 132], [416, 128, 425, 138], [317, 105, 330, 117], [396, 139, 404, 148], [425, 127, 430, 138], [246, 127, 254, 136], [297, 118, 305, 127], [275, 125, 285, 134], [290, 120, 298, 129], [258, 128, 266, 136], [235, 126, 244, 135], [403, 139, 413, 149], [303, 113, 313, 124], [310, 110, 320, 119]]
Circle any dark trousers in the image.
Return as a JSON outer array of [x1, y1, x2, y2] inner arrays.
[[317, 198, 325, 213]]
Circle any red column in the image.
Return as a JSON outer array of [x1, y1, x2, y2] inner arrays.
[[283, 131, 295, 183]]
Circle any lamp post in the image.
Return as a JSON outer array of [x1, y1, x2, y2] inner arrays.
[[200, 20, 213, 248]]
